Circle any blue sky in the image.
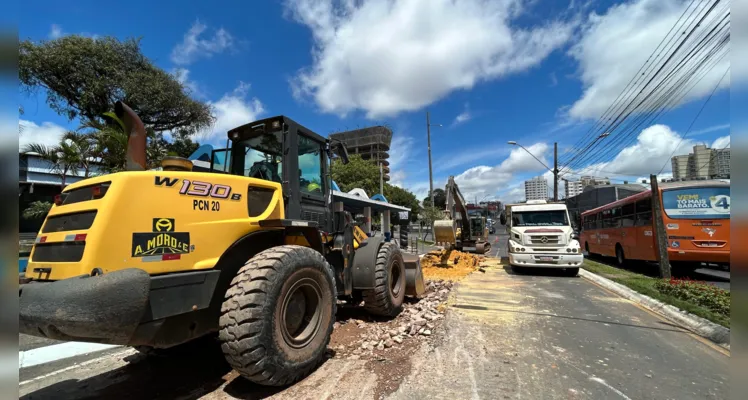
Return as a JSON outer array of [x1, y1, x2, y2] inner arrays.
[[15, 0, 734, 203]]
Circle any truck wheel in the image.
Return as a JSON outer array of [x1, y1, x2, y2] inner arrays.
[[363, 242, 406, 317], [219, 245, 336, 387]]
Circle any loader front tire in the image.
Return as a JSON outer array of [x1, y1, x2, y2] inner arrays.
[[219, 245, 336, 387], [363, 242, 406, 317]]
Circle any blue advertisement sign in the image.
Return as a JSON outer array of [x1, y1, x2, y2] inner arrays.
[[662, 187, 730, 219]]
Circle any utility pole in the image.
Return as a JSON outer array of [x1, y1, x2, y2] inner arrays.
[[427, 111, 434, 208], [379, 163, 384, 195], [650, 174, 671, 278], [553, 142, 559, 202]]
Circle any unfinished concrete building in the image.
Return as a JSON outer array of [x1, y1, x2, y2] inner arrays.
[[329, 126, 393, 181]]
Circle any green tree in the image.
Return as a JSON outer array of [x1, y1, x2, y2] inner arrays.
[[22, 140, 82, 187], [422, 188, 447, 209], [384, 184, 421, 223], [331, 154, 421, 221], [19, 35, 214, 134], [22, 201, 53, 220], [330, 154, 381, 196]]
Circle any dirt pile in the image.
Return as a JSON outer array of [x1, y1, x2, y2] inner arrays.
[[420, 249, 486, 281]]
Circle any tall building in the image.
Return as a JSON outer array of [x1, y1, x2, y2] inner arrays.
[[524, 176, 548, 201], [671, 154, 690, 180], [670, 144, 730, 181], [579, 175, 610, 188], [714, 148, 730, 178], [329, 126, 393, 181], [565, 180, 584, 198]]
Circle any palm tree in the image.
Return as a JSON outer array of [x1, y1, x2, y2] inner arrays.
[[22, 141, 81, 187]]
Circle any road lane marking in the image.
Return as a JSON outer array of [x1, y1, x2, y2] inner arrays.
[[19, 342, 122, 369], [19, 348, 135, 386], [589, 377, 632, 400]]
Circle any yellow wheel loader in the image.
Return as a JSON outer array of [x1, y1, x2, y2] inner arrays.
[[19, 102, 425, 386], [433, 176, 491, 254]]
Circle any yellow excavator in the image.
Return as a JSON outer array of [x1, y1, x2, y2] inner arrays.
[[433, 176, 491, 254]]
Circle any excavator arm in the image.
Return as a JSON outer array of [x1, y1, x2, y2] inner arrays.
[[433, 176, 491, 254]]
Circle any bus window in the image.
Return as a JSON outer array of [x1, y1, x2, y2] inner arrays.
[[621, 202, 635, 227], [611, 207, 621, 228], [635, 198, 652, 226], [595, 212, 602, 229], [602, 209, 612, 228]]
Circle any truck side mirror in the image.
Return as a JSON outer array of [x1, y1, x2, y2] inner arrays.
[[499, 212, 506, 225]]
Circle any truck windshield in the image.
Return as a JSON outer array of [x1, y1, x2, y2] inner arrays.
[[662, 186, 730, 220], [512, 210, 569, 227]]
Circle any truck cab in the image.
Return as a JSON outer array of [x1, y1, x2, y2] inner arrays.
[[501, 200, 583, 275]]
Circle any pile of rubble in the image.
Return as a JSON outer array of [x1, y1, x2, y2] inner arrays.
[[330, 279, 455, 360]]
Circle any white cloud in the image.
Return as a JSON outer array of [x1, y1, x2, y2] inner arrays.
[[285, 0, 576, 118], [49, 24, 63, 39], [711, 135, 730, 149], [568, 0, 731, 119], [453, 104, 472, 125], [171, 68, 204, 98], [171, 20, 235, 65], [453, 142, 550, 200], [18, 120, 67, 151], [199, 82, 265, 143], [563, 124, 696, 179], [690, 123, 730, 136]]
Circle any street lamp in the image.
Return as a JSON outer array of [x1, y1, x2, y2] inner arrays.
[[507, 141, 553, 172], [427, 111, 442, 208]]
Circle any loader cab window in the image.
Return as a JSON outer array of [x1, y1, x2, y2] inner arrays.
[[298, 134, 324, 195], [236, 130, 284, 184]]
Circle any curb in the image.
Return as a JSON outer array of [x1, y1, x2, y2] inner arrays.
[[579, 269, 730, 350]]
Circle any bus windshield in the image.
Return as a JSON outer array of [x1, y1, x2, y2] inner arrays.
[[662, 186, 730, 220], [512, 210, 569, 227]]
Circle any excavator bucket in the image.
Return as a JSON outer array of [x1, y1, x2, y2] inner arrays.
[[433, 219, 456, 247], [403, 253, 426, 298]]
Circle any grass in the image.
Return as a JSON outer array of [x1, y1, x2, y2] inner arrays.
[[582, 259, 730, 328], [417, 239, 435, 245]]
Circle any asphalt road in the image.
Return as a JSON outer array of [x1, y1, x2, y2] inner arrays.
[[393, 264, 729, 399], [19, 229, 728, 399]]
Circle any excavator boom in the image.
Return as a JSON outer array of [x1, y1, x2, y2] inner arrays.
[[432, 176, 491, 254]]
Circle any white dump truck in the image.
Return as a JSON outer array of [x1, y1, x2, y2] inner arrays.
[[500, 200, 583, 276]]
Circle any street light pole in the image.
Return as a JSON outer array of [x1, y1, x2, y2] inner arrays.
[[553, 142, 558, 202]]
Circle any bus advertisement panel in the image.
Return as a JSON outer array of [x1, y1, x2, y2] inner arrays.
[[661, 187, 730, 219]]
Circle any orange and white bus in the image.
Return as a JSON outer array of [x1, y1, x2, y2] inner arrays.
[[580, 180, 730, 270]]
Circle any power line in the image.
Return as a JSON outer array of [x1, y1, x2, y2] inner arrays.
[[562, 0, 701, 163], [560, 0, 727, 173], [563, 13, 729, 172], [564, 4, 728, 170], [657, 65, 730, 175]]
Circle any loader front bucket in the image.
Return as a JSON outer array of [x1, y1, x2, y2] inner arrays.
[[403, 253, 425, 298]]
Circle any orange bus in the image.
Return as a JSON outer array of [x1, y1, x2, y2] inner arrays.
[[580, 180, 730, 271]]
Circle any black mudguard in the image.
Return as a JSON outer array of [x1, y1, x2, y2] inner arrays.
[[351, 236, 385, 290]]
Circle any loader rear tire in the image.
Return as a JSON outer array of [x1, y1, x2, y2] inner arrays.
[[363, 242, 406, 317], [219, 245, 336, 387]]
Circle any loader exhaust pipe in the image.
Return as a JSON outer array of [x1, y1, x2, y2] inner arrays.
[[115, 101, 147, 171]]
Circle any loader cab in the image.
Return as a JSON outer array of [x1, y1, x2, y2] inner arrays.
[[213, 116, 348, 232]]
